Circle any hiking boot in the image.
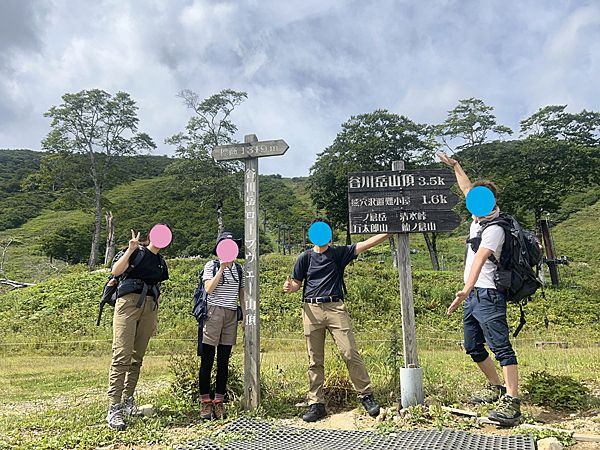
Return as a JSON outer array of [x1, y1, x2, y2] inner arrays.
[[471, 383, 506, 405], [361, 394, 380, 417], [123, 396, 142, 417], [303, 403, 327, 422], [488, 395, 522, 427], [200, 400, 214, 420], [213, 401, 228, 420], [106, 403, 126, 431]]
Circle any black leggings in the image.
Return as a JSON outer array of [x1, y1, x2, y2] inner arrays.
[[199, 343, 232, 396]]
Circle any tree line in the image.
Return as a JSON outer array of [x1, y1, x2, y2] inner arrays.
[[10, 90, 600, 272]]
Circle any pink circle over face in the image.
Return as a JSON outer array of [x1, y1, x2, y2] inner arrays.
[[149, 224, 172, 248], [216, 239, 239, 262]]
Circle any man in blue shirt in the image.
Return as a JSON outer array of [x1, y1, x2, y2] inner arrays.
[[283, 217, 391, 422]]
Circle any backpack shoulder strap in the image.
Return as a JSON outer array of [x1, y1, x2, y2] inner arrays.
[[234, 262, 244, 280], [114, 246, 146, 280], [478, 216, 512, 268], [330, 245, 348, 296], [127, 246, 146, 271], [212, 259, 220, 276], [300, 250, 312, 298]]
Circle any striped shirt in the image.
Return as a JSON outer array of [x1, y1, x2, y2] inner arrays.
[[202, 260, 245, 310]]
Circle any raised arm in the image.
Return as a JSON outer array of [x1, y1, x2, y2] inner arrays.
[[112, 230, 140, 277], [355, 233, 393, 256], [436, 152, 472, 197]]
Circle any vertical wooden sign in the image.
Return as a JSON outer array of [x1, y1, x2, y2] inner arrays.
[[213, 134, 289, 410], [243, 136, 260, 410]]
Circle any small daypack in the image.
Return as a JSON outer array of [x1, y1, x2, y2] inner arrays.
[[96, 246, 148, 326], [300, 247, 348, 299], [468, 212, 544, 337], [193, 260, 244, 355]]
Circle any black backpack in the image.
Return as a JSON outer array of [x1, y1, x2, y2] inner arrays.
[[468, 212, 544, 337], [193, 260, 243, 355], [96, 246, 146, 326]]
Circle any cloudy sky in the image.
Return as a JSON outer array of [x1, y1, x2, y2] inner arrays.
[[1, 0, 599, 177]]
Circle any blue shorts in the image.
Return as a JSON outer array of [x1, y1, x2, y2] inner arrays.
[[463, 287, 517, 367]]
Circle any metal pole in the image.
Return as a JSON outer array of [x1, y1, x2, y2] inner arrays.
[[540, 217, 559, 286]]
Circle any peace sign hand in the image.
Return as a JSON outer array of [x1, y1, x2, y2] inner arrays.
[[128, 229, 141, 252]]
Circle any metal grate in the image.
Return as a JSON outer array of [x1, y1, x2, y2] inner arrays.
[[177, 416, 535, 450]]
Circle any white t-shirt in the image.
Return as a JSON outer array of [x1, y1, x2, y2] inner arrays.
[[464, 219, 505, 289], [203, 260, 245, 310]]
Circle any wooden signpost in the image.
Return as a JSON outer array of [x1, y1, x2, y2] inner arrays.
[[348, 162, 462, 407], [213, 134, 289, 411]]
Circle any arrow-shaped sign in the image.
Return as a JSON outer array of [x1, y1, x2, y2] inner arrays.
[[213, 139, 289, 161]]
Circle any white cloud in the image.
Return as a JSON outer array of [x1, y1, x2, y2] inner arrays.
[[0, 0, 599, 175]]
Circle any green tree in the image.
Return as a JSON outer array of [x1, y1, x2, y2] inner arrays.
[[308, 109, 437, 244], [41, 222, 97, 264], [454, 105, 600, 228], [437, 98, 513, 178], [26, 89, 155, 269], [520, 105, 600, 147], [165, 89, 247, 236]]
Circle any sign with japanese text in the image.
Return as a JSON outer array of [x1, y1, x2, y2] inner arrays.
[[348, 169, 463, 234], [213, 139, 289, 161]]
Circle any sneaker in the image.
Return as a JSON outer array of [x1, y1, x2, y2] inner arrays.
[[200, 400, 214, 420], [488, 395, 522, 427], [471, 383, 506, 405], [123, 396, 142, 417], [361, 394, 380, 417], [213, 401, 228, 420], [106, 403, 126, 431], [302, 403, 327, 422]]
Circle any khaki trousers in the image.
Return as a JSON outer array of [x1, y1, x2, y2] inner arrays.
[[108, 293, 158, 404], [302, 301, 373, 405]]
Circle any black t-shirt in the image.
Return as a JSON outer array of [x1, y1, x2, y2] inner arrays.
[[118, 247, 169, 285], [292, 245, 357, 298]]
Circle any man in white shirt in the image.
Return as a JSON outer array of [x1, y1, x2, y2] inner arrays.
[[438, 153, 521, 427]]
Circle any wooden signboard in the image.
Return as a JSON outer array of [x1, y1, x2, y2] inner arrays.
[[213, 139, 288, 161], [348, 165, 463, 408], [348, 169, 463, 234]]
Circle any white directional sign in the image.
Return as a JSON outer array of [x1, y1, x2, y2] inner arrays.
[[213, 139, 289, 161]]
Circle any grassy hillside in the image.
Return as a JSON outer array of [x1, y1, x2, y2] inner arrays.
[[2, 244, 600, 357]]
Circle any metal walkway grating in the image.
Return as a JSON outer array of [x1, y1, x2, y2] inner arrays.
[[178, 416, 536, 450]]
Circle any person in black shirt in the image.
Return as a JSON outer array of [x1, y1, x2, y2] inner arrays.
[[106, 229, 169, 431], [283, 218, 391, 422]]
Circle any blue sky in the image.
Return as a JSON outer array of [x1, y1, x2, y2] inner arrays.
[[1, 0, 599, 177]]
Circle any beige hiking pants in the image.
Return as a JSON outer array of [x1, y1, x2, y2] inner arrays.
[[108, 293, 158, 404], [302, 301, 373, 405]]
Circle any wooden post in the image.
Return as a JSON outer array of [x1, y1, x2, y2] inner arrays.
[[396, 232, 419, 367], [212, 134, 289, 412], [243, 134, 261, 410], [104, 212, 115, 268], [392, 161, 419, 367]]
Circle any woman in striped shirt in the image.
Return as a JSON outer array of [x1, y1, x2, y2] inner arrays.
[[199, 232, 245, 420]]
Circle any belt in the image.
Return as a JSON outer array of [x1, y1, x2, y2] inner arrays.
[[305, 296, 342, 304]]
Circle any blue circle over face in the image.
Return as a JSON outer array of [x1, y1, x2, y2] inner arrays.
[[466, 186, 495, 217], [308, 222, 332, 246]]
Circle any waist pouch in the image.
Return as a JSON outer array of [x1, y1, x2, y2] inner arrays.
[[117, 278, 160, 308]]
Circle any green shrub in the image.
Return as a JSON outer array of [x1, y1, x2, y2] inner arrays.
[[523, 370, 590, 410], [168, 347, 244, 403]]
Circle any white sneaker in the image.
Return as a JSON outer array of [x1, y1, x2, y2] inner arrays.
[[106, 403, 125, 431]]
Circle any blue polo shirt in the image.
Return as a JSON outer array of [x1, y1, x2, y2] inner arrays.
[[292, 245, 357, 298]]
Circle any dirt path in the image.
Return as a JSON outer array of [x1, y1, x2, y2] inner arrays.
[[95, 406, 600, 450]]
